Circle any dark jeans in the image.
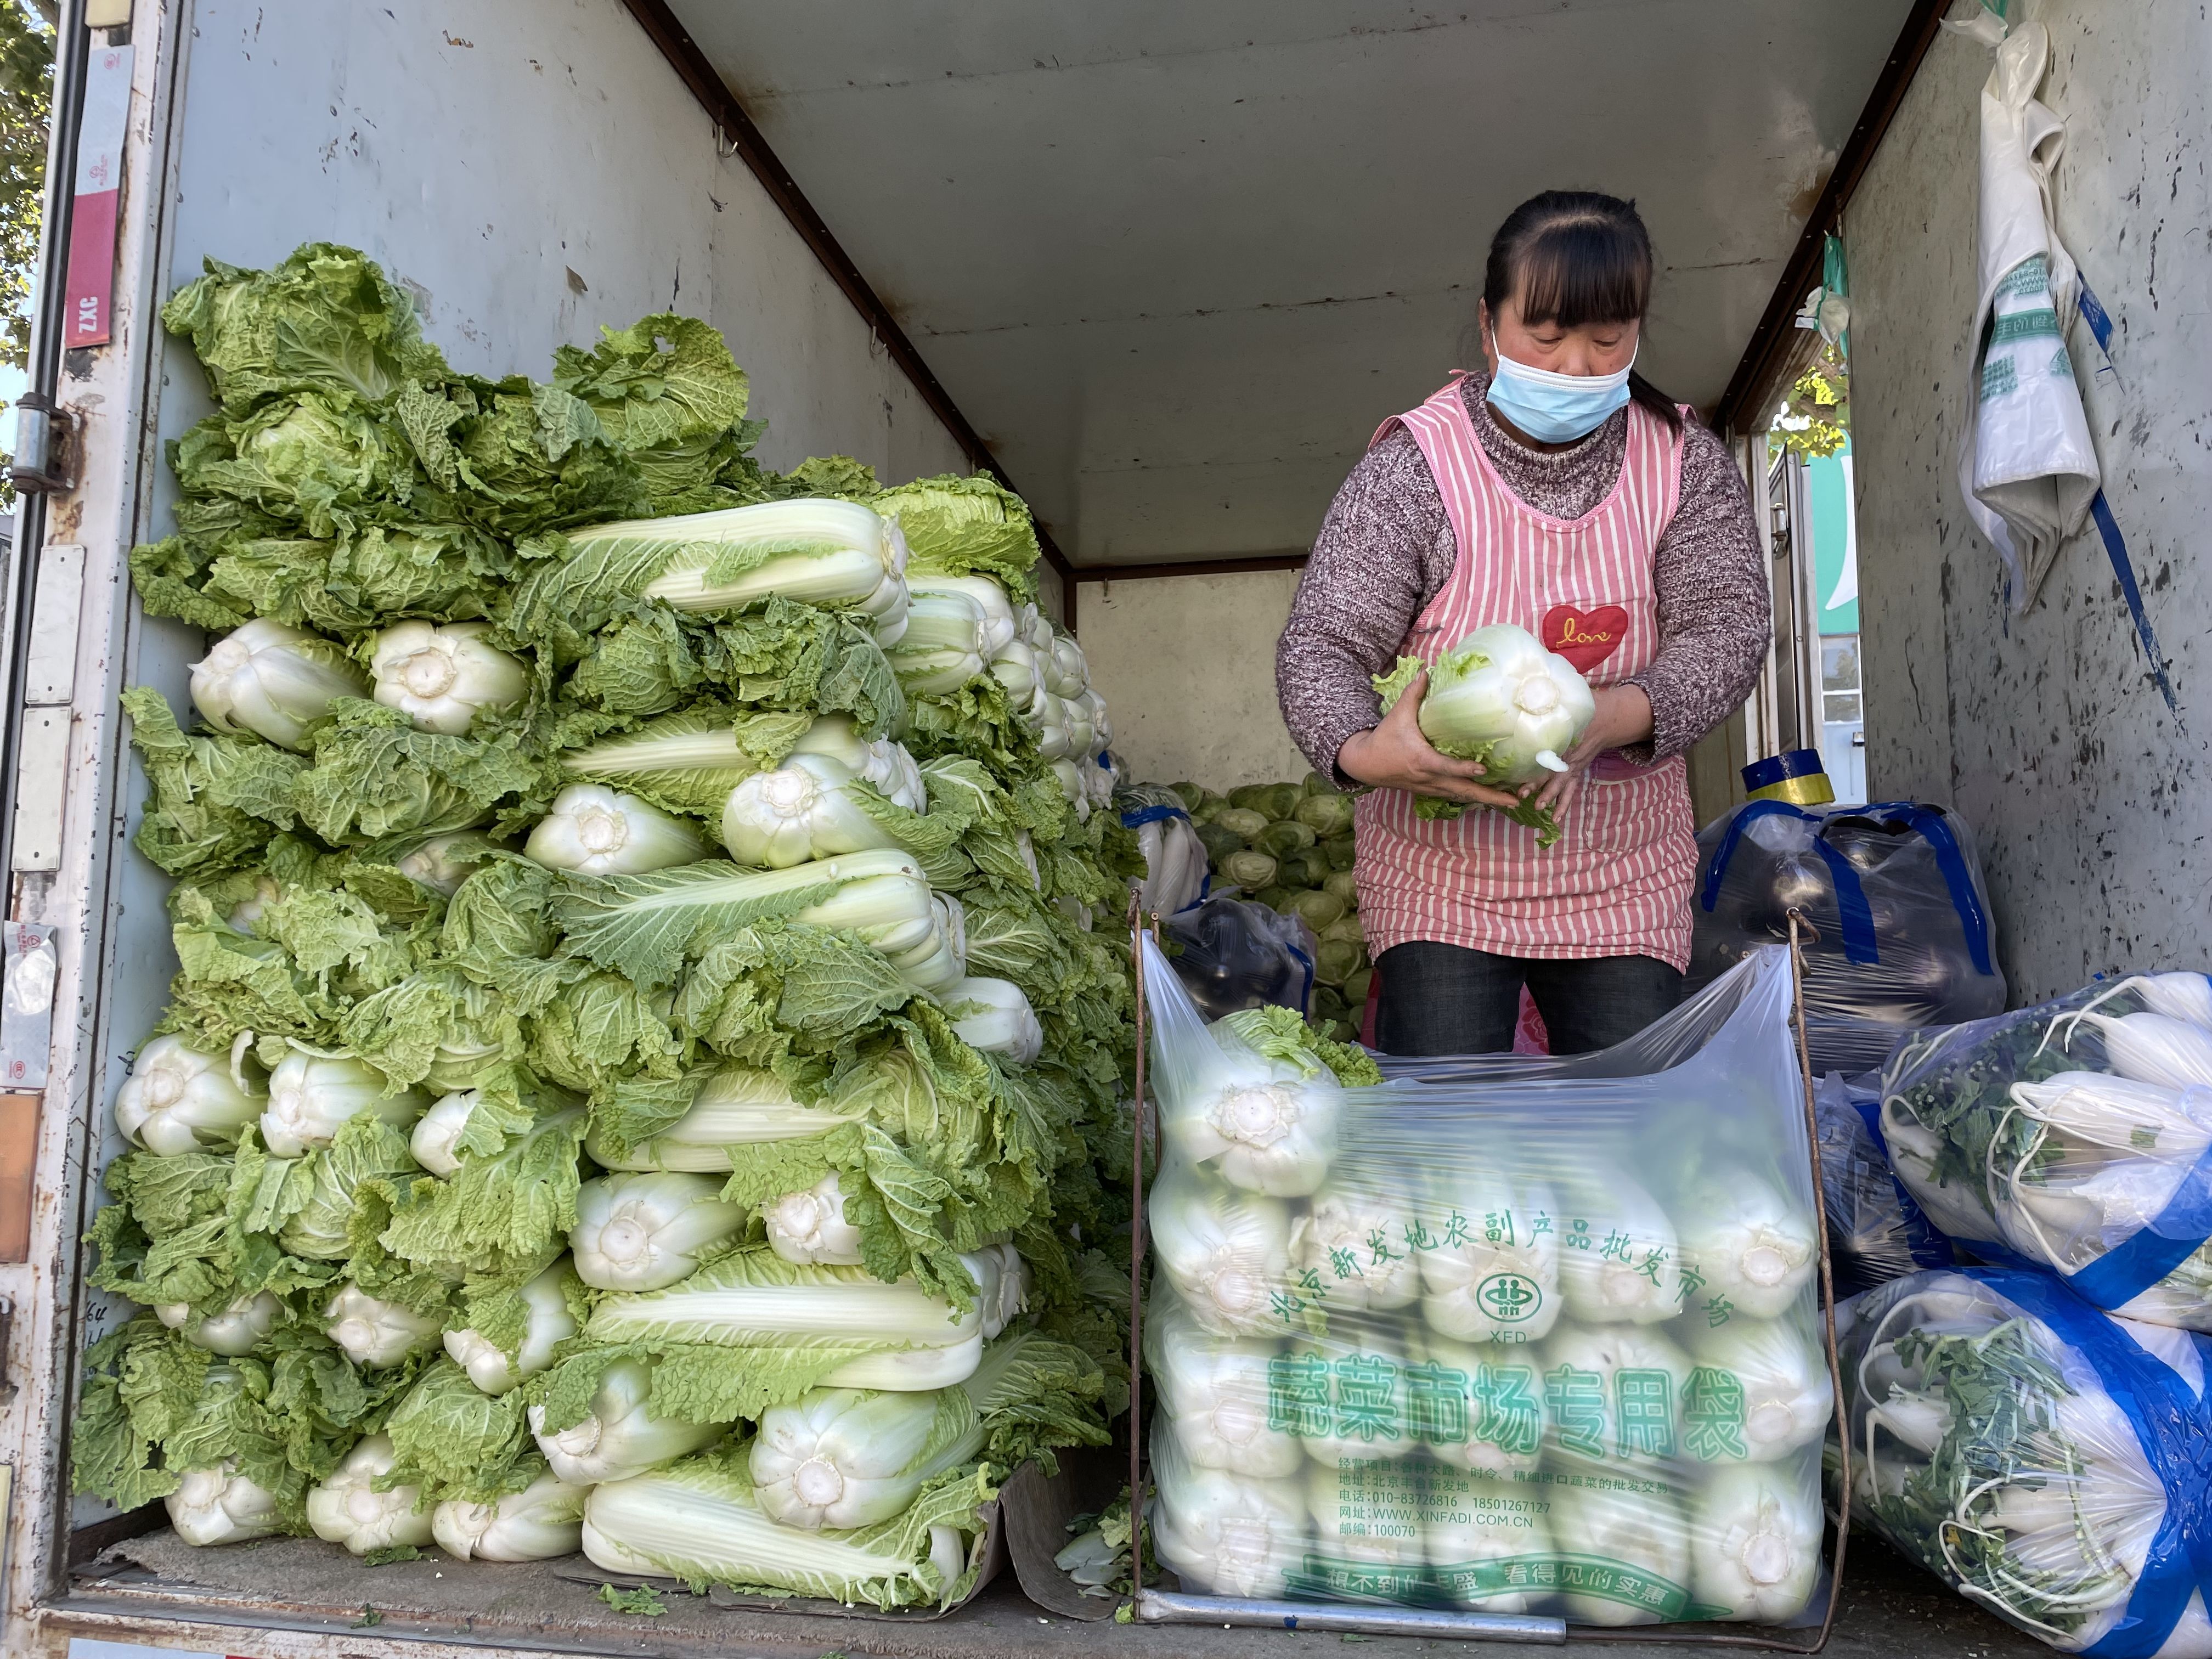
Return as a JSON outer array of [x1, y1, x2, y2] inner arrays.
[[1373, 940, 1683, 1057]]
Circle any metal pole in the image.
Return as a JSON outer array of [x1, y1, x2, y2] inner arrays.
[[1135, 1589, 1566, 1644], [0, 0, 92, 893]]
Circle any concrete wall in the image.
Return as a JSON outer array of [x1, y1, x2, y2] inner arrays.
[[1847, 1, 2211, 998], [1077, 569, 1311, 788]]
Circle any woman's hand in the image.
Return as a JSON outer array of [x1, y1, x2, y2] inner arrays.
[[1527, 683, 1656, 820], [1336, 670, 1530, 811]]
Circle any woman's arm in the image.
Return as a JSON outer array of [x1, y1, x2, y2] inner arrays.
[[1529, 424, 1768, 817], [1276, 433, 1511, 804], [1619, 425, 1769, 761]]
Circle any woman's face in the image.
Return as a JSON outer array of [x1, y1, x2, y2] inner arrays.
[[1481, 295, 1640, 379]]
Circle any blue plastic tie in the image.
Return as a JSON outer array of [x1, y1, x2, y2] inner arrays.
[[1962, 1271, 2212, 1658], [2090, 490, 2182, 720]]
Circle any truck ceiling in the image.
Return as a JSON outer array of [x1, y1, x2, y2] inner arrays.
[[662, 0, 1917, 571]]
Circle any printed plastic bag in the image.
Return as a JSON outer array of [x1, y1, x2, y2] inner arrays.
[[1119, 785, 1210, 918], [1878, 973, 2212, 1331], [1837, 1268, 2212, 1656], [1814, 1074, 1955, 1299], [1163, 896, 1317, 1022], [1140, 936, 1832, 1625], [1689, 800, 2005, 1074]]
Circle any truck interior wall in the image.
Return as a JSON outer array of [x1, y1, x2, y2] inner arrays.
[[1847, 1, 2209, 997], [42, 0, 977, 1562], [1078, 568, 1309, 788]]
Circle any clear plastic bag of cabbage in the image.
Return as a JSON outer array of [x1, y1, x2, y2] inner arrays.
[[1687, 799, 2005, 1075], [1836, 1268, 2212, 1657], [1139, 935, 1834, 1626], [1877, 973, 2212, 1331]]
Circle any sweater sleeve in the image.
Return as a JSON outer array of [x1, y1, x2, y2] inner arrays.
[[1620, 423, 1770, 763], [1276, 430, 1450, 785]]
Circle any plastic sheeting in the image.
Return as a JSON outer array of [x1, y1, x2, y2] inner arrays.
[[1689, 800, 2005, 1075], [1814, 1073, 1956, 1299], [1162, 895, 1318, 1021], [1139, 936, 1832, 1625], [1837, 1269, 2212, 1656]]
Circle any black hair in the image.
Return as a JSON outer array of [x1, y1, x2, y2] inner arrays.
[[1482, 190, 1683, 432]]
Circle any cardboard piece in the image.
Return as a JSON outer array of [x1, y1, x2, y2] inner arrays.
[[1002, 1449, 1126, 1621]]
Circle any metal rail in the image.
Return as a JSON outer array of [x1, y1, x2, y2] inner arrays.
[[0, 0, 91, 890]]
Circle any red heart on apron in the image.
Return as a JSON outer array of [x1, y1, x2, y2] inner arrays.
[[1541, 603, 1629, 673]]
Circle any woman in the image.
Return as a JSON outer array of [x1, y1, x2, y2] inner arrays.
[[1277, 190, 1768, 1057]]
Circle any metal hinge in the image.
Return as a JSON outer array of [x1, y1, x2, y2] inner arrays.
[[8, 395, 75, 495]]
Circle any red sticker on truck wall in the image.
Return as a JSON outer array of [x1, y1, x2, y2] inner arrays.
[[1541, 603, 1629, 672]]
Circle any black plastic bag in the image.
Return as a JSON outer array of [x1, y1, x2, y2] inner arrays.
[[1689, 799, 2004, 1074], [1160, 895, 1316, 1020], [1813, 1072, 1956, 1297]]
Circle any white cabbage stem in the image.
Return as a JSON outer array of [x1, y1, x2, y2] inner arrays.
[[432, 1470, 588, 1561], [907, 573, 1017, 656], [941, 975, 1043, 1064], [307, 1435, 436, 1555], [1675, 1169, 1818, 1321], [528, 1357, 724, 1485], [368, 620, 527, 734], [225, 874, 281, 932], [260, 1046, 425, 1159], [527, 782, 708, 875], [765, 1173, 865, 1267], [1150, 1426, 1303, 1599], [1147, 1164, 1293, 1337], [410, 1090, 481, 1177], [1556, 1169, 1681, 1323], [167, 1462, 284, 1546], [750, 1388, 965, 1531], [443, 1260, 579, 1394], [1046, 633, 1090, 698], [188, 618, 368, 749], [1689, 1316, 1834, 1460], [1691, 1463, 1823, 1622], [571, 1171, 748, 1291], [1288, 1185, 1421, 1312], [156, 1290, 281, 1356], [789, 714, 926, 812], [584, 1063, 862, 1173], [721, 753, 900, 868], [1143, 1294, 1301, 1477], [989, 640, 1042, 710], [115, 1034, 264, 1156], [883, 590, 989, 696], [394, 830, 500, 896], [1398, 622, 1596, 789], [1416, 1166, 1561, 1343], [325, 1283, 444, 1368], [1164, 1036, 1340, 1198]]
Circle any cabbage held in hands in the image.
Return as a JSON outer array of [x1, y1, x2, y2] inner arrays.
[[1374, 623, 1595, 845]]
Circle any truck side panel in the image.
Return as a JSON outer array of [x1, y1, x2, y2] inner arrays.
[[6, 0, 965, 1640]]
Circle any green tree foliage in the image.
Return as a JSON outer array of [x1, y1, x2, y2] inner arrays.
[[0, 0, 51, 374]]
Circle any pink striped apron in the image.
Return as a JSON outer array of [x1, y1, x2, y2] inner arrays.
[[1353, 378, 1698, 969]]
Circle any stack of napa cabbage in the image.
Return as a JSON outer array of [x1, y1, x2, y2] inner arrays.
[[76, 244, 1135, 1609], [1175, 775, 1368, 1040], [1142, 962, 1831, 1627]]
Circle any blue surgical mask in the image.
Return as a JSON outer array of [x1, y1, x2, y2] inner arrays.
[[1485, 336, 1635, 444]]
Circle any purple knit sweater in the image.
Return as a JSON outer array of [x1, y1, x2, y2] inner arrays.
[[1277, 374, 1769, 782]]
